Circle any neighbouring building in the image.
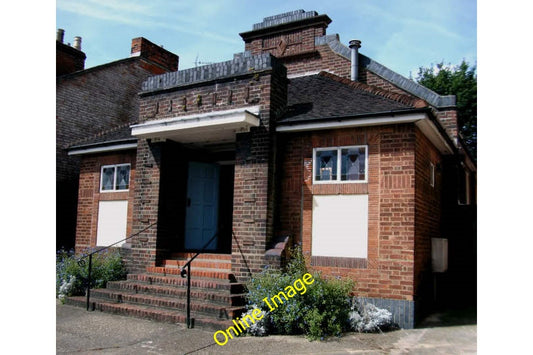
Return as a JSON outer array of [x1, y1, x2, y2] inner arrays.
[[64, 10, 476, 328], [57, 32, 179, 250]]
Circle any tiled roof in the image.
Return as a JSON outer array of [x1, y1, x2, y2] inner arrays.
[[70, 71, 430, 149], [280, 71, 428, 123], [68, 122, 136, 150]]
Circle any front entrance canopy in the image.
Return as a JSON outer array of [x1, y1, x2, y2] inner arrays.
[[130, 106, 261, 145]]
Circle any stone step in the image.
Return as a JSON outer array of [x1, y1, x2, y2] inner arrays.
[[128, 274, 246, 293], [89, 289, 245, 319], [107, 280, 247, 306], [64, 296, 233, 330]]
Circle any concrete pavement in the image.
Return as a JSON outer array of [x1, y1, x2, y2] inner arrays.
[[56, 300, 476, 354]]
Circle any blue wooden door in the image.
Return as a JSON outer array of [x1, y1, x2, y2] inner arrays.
[[184, 162, 219, 250]]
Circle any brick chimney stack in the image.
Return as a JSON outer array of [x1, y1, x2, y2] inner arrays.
[[56, 29, 86, 76], [130, 37, 179, 72]]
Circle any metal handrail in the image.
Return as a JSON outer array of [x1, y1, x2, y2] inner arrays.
[[77, 222, 157, 311], [180, 231, 218, 328]]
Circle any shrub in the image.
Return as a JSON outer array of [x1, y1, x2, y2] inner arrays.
[[348, 298, 398, 332], [245, 246, 355, 340], [56, 248, 126, 301]]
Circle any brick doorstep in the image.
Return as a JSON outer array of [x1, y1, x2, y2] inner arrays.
[[145, 266, 232, 279], [170, 253, 232, 261], [162, 259, 232, 270]]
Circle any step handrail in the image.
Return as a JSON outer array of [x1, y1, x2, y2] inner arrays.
[[77, 222, 157, 311], [180, 231, 218, 328]]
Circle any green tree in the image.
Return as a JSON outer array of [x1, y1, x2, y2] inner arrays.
[[416, 60, 477, 159]]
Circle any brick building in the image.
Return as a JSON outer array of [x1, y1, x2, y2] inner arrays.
[[57, 33, 179, 250], [65, 10, 476, 328]]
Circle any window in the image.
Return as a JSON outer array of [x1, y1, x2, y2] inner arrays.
[[100, 164, 130, 192], [313, 145, 367, 183]]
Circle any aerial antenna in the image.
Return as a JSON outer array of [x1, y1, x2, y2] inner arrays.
[[194, 53, 213, 67]]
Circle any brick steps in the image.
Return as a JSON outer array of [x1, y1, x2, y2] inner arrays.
[[89, 288, 244, 318], [64, 296, 230, 329], [106, 281, 246, 306], [128, 274, 245, 293], [65, 254, 248, 329]]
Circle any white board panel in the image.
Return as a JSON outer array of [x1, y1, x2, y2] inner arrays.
[[312, 195, 368, 258], [96, 200, 128, 247]]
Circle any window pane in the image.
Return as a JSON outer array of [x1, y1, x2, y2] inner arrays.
[[341, 147, 365, 181], [315, 150, 337, 181], [101, 167, 115, 191], [116, 165, 130, 190]]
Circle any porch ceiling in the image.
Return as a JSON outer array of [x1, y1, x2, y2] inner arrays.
[[131, 106, 261, 145]]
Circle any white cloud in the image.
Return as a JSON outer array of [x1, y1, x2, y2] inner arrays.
[[56, 0, 240, 45]]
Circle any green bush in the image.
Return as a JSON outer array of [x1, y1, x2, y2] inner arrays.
[[245, 246, 355, 340], [56, 248, 126, 301]]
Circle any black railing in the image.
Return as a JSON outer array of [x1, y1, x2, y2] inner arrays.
[[180, 232, 218, 329], [77, 222, 157, 311]]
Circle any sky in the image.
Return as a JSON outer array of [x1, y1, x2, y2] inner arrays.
[[56, 0, 477, 78]]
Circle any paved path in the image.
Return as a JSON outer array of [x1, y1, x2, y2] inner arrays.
[[56, 301, 476, 354]]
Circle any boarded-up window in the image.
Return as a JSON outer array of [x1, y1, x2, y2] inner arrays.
[[311, 195, 368, 258], [96, 200, 128, 246]]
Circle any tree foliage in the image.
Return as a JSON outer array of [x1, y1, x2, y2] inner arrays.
[[416, 60, 477, 159]]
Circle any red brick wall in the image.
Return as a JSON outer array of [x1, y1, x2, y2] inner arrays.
[[358, 70, 412, 95], [56, 41, 86, 76], [74, 151, 136, 253], [128, 139, 162, 272], [278, 124, 418, 301], [435, 109, 458, 142], [131, 37, 179, 73], [414, 127, 442, 299]]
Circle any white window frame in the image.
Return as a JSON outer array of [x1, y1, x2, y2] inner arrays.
[[429, 162, 435, 188], [100, 163, 131, 192], [313, 145, 368, 184]]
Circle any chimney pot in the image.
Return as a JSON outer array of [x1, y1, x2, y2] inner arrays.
[[348, 39, 362, 81], [57, 29, 65, 43], [73, 36, 82, 50]]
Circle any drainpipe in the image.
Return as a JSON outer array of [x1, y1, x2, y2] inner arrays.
[[349, 39, 361, 81]]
